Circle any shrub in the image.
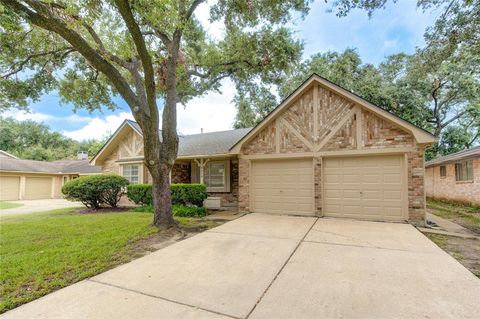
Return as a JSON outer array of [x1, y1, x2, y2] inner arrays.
[[126, 184, 152, 206], [62, 174, 129, 209], [172, 205, 207, 217], [126, 183, 208, 207]]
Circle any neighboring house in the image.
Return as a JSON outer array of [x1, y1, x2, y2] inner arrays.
[[92, 74, 437, 225], [0, 153, 101, 201], [0, 150, 18, 159], [425, 146, 480, 205]]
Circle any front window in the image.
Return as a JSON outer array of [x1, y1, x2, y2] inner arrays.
[[122, 164, 140, 184], [455, 161, 473, 182], [62, 176, 69, 185], [193, 160, 230, 192], [439, 165, 446, 178]]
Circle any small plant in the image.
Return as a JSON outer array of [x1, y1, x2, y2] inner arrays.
[[127, 183, 208, 207], [172, 205, 207, 217], [62, 175, 129, 209]]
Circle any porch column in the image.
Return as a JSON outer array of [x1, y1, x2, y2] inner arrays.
[[194, 158, 210, 184]]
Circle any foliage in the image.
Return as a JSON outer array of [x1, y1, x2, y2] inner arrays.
[[127, 183, 208, 207], [0, 117, 108, 161], [62, 174, 129, 208], [172, 204, 207, 217], [126, 184, 153, 206], [170, 183, 208, 207]]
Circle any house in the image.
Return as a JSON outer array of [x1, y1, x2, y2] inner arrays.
[[0, 153, 101, 201], [0, 150, 18, 159], [425, 146, 480, 205], [92, 74, 437, 225]]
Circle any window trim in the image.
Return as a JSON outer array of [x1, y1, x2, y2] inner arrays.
[[62, 175, 69, 185], [121, 163, 143, 184], [454, 160, 473, 183], [191, 159, 230, 192]]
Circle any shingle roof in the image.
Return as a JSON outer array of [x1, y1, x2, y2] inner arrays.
[[0, 157, 101, 174], [0, 150, 18, 159], [126, 120, 252, 157], [425, 146, 480, 167]]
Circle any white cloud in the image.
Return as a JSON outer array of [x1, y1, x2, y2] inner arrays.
[[2, 109, 92, 124], [177, 79, 236, 135], [62, 112, 134, 141], [195, 0, 224, 40]]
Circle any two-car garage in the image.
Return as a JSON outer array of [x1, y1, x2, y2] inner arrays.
[[250, 155, 407, 222], [0, 175, 54, 201]]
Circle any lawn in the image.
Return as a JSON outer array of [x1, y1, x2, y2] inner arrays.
[[0, 202, 23, 210], [427, 198, 480, 234], [0, 208, 219, 313]]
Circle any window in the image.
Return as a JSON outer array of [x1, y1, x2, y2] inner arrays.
[[455, 161, 473, 182], [440, 165, 446, 178], [62, 176, 69, 185], [122, 164, 140, 184], [193, 160, 230, 192]]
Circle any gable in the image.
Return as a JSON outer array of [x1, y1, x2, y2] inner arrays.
[[239, 82, 417, 155], [232, 75, 436, 154]]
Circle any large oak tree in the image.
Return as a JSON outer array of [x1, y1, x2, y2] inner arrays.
[[0, 0, 309, 227]]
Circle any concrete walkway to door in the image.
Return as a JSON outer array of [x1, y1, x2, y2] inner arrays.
[[2, 214, 480, 319]]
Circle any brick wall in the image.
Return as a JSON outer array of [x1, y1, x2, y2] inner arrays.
[[407, 146, 426, 225], [425, 159, 480, 205], [171, 162, 190, 183], [238, 158, 250, 212]]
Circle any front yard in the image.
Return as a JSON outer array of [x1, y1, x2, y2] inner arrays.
[[0, 208, 221, 313], [425, 199, 480, 278], [0, 201, 23, 210]]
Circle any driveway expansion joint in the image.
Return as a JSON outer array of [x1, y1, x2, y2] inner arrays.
[[245, 217, 319, 319], [88, 278, 239, 319]]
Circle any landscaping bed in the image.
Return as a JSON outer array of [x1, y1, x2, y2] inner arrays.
[[0, 207, 225, 313]]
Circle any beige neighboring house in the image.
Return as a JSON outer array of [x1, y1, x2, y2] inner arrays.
[[425, 146, 480, 205], [0, 153, 101, 201], [92, 74, 437, 225]]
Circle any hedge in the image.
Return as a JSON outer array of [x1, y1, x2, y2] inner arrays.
[[172, 205, 207, 217], [126, 183, 208, 207], [62, 174, 129, 209]]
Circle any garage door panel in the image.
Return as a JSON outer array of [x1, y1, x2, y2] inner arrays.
[[0, 176, 20, 201], [25, 177, 52, 200], [252, 159, 314, 216], [324, 155, 406, 222]]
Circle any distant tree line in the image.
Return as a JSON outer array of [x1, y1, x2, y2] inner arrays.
[[0, 117, 108, 161]]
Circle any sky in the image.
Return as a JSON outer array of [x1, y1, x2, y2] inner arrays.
[[1, 0, 441, 141]]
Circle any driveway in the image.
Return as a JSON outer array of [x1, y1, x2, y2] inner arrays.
[[0, 199, 82, 217], [2, 214, 480, 318]]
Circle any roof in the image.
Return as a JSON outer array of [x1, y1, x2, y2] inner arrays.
[[126, 120, 251, 157], [425, 146, 480, 167], [0, 150, 18, 159], [230, 74, 437, 152], [0, 157, 101, 174]]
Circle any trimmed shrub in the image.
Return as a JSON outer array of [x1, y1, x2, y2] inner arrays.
[[126, 184, 153, 206], [126, 183, 208, 207], [172, 205, 207, 217], [62, 174, 129, 209]]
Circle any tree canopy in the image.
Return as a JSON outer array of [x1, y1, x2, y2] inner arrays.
[[0, 117, 107, 161]]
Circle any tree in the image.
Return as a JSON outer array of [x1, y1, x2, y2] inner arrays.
[[0, 116, 107, 160], [1, 0, 308, 227]]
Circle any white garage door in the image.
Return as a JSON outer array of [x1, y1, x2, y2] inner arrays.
[[0, 176, 20, 201], [323, 155, 406, 222], [252, 159, 314, 216], [25, 177, 52, 200]]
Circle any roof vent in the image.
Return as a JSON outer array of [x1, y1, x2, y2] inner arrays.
[[77, 151, 88, 160]]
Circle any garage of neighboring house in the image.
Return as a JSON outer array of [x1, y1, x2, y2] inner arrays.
[[232, 74, 437, 225]]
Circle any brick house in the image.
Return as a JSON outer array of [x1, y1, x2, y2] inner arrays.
[[91, 74, 437, 225], [425, 146, 480, 205]]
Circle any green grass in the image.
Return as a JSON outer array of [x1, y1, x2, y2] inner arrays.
[[0, 208, 160, 313], [427, 198, 480, 234], [0, 201, 23, 210]]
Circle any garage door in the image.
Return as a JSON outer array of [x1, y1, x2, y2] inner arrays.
[[323, 155, 406, 221], [252, 159, 314, 216], [0, 176, 20, 201], [25, 177, 52, 200]]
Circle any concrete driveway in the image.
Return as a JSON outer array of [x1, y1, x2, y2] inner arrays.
[[0, 199, 82, 217], [2, 214, 480, 318]]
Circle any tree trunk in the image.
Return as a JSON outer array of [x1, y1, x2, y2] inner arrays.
[[150, 162, 176, 227]]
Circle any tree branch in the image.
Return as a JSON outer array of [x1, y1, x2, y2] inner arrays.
[[186, 0, 206, 21], [114, 0, 157, 120]]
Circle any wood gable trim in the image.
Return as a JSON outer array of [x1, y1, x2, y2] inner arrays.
[[230, 74, 437, 154]]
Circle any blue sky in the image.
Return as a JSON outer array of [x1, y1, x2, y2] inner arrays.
[[2, 0, 440, 141]]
